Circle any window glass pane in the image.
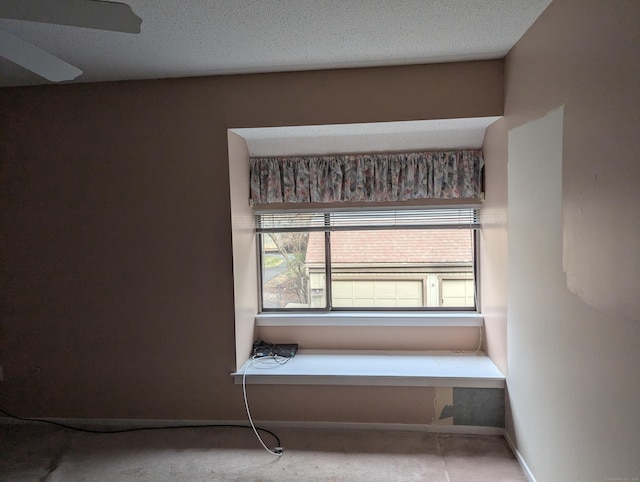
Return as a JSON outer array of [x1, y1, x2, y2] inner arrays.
[[329, 229, 474, 309], [260, 232, 325, 309]]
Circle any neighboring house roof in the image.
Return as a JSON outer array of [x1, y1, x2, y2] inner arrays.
[[305, 230, 473, 265]]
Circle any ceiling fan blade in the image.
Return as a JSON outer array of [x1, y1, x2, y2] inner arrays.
[[0, 29, 82, 81], [0, 0, 142, 34]]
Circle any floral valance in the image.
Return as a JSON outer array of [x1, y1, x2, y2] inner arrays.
[[249, 150, 483, 204]]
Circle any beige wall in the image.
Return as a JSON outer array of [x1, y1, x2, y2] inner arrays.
[[0, 61, 502, 422], [256, 326, 482, 352], [504, 1, 640, 480]]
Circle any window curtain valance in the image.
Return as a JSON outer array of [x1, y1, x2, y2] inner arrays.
[[250, 150, 483, 204]]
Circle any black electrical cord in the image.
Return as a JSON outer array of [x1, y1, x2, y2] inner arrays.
[[0, 407, 281, 447]]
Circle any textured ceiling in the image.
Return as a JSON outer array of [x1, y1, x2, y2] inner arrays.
[[0, 0, 552, 87]]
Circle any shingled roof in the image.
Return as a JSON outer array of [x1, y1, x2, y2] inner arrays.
[[305, 229, 473, 265]]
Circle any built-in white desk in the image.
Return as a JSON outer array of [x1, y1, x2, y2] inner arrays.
[[232, 350, 505, 388]]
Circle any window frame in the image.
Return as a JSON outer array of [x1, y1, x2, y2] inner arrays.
[[256, 207, 480, 314]]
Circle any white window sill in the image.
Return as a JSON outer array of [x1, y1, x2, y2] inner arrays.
[[231, 350, 504, 388], [255, 312, 483, 327]]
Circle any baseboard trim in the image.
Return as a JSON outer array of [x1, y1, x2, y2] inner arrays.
[[505, 432, 536, 482], [0, 416, 250, 429], [1, 416, 503, 436], [261, 420, 504, 436]]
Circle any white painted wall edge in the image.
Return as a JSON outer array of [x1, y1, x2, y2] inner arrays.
[[505, 432, 536, 482], [256, 312, 483, 327], [0, 416, 503, 436]]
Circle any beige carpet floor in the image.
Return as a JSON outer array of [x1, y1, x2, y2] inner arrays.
[[1, 423, 526, 481]]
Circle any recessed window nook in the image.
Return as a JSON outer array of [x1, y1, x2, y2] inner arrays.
[[228, 118, 505, 386]]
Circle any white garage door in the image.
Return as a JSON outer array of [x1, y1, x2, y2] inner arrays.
[[441, 278, 474, 307], [332, 280, 423, 307]]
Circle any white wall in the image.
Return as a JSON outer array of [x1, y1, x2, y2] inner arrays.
[[505, 1, 640, 479], [228, 131, 258, 369], [480, 118, 508, 375]]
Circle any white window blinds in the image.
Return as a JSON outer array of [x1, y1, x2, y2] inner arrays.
[[255, 207, 480, 233]]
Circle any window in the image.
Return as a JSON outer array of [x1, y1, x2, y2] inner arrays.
[[256, 208, 479, 312]]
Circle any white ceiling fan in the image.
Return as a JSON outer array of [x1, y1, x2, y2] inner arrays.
[[0, 0, 141, 82]]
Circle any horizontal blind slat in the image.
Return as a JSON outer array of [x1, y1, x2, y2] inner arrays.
[[256, 208, 479, 232]]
